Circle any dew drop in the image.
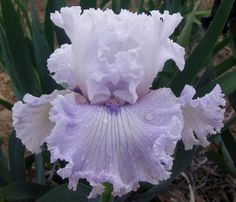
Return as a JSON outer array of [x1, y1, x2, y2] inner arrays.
[[109, 162, 113, 169], [80, 155, 85, 161], [103, 118, 108, 124], [145, 113, 154, 121]]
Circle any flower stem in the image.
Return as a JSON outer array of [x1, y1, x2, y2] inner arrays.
[[100, 184, 114, 202], [34, 154, 45, 184]]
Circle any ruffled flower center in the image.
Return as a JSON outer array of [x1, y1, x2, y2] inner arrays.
[[72, 91, 126, 115], [105, 97, 126, 115]]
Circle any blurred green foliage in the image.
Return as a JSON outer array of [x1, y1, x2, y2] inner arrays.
[[0, 0, 236, 201]]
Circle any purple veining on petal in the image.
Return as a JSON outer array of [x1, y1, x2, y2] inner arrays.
[[105, 97, 125, 115], [46, 89, 184, 198], [105, 103, 120, 115]]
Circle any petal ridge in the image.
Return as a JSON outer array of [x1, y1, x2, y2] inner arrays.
[[12, 90, 67, 153], [179, 84, 226, 150], [49, 6, 185, 103], [46, 89, 183, 197], [47, 44, 79, 88]]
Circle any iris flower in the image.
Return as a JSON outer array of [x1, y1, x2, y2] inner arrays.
[[12, 7, 225, 198]]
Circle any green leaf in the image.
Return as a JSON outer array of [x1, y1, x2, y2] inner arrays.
[[177, 1, 200, 47], [168, 0, 181, 14], [8, 132, 25, 182], [0, 24, 13, 69], [177, 13, 195, 47], [112, 0, 121, 14], [215, 56, 236, 76], [25, 154, 34, 170], [208, 132, 236, 178], [170, 0, 235, 95], [229, 91, 236, 111], [152, 60, 177, 88], [44, 2, 55, 51], [208, 114, 236, 178], [0, 182, 51, 200], [198, 70, 236, 97], [0, 97, 13, 110], [0, 177, 8, 188], [195, 67, 215, 90], [100, 0, 111, 8], [48, 0, 70, 45], [80, 0, 97, 9], [112, 0, 131, 14], [223, 113, 236, 131], [120, 0, 131, 9], [221, 129, 236, 166], [34, 154, 45, 185], [212, 36, 231, 56], [230, 14, 236, 56], [130, 179, 170, 202], [37, 183, 99, 202], [31, 1, 58, 94], [171, 142, 197, 178], [14, 0, 32, 34], [228, 19, 236, 111], [138, 0, 145, 14], [0, 19, 27, 98], [100, 184, 114, 202], [148, 0, 156, 10], [1, 0, 39, 98], [0, 142, 10, 186], [207, 149, 236, 178]]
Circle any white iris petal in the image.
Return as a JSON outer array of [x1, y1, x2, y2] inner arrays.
[[11, 6, 227, 198], [47, 44, 78, 89], [49, 7, 185, 104], [179, 84, 226, 150], [46, 88, 183, 198], [12, 90, 67, 153]]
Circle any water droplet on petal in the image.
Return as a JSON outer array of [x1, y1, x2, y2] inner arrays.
[[109, 162, 113, 169], [145, 113, 154, 121], [103, 118, 108, 124], [81, 155, 85, 161]]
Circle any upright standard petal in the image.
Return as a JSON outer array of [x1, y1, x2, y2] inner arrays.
[[49, 7, 185, 104], [46, 88, 183, 198], [179, 85, 226, 150], [12, 90, 67, 153], [47, 44, 79, 89], [50, 6, 82, 39], [137, 11, 185, 97]]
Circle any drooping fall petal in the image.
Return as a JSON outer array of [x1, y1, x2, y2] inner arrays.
[[46, 88, 183, 197], [12, 90, 67, 153], [179, 85, 226, 150]]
